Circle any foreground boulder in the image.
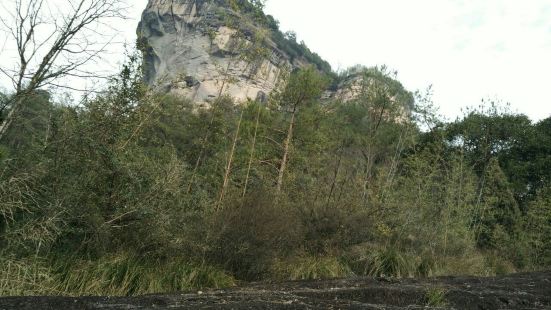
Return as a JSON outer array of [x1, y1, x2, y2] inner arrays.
[[1, 271, 550, 309]]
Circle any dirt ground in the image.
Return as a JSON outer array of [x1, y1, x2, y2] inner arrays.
[[1, 271, 550, 309]]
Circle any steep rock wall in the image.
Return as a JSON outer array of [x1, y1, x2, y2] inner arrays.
[[137, 0, 293, 105]]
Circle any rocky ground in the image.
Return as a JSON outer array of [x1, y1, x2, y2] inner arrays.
[[1, 271, 550, 309]]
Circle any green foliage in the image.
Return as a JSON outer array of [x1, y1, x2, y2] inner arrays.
[[1, 47, 550, 297], [424, 287, 448, 307], [270, 29, 332, 74], [276, 66, 329, 110], [500, 116, 551, 203], [444, 103, 545, 204], [475, 158, 521, 249], [525, 187, 551, 266], [226, 0, 332, 74], [0, 91, 8, 122]]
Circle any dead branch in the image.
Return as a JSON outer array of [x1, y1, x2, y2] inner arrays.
[[0, 0, 128, 140]]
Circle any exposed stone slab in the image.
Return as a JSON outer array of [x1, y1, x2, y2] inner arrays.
[[1, 271, 550, 309]]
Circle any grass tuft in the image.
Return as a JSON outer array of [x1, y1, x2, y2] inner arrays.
[[270, 255, 353, 281], [424, 287, 448, 307], [348, 245, 416, 278]]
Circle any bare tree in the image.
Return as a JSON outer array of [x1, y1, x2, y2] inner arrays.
[[0, 0, 127, 140]]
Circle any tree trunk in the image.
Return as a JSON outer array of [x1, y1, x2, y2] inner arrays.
[[361, 150, 374, 205], [217, 108, 244, 207], [276, 107, 296, 194], [218, 60, 233, 97], [242, 104, 261, 197], [327, 144, 343, 204], [0, 97, 23, 141], [187, 112, 217, 194]]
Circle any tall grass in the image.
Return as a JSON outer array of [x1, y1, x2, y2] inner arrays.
[[54, 253, 235, 296], [347, 246, 418, 278], [0, 253, 235, 296], [270, 255, 353, 281], [0, 257, 59, 296], [424, 287, 448, 307]]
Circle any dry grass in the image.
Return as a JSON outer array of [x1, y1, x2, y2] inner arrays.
[[270, 255, 353, 281]]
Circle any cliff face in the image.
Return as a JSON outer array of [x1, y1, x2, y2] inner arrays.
[[137, 1, 413, 111], [324, 68, 415, 122], [137, 0, 297, 105]]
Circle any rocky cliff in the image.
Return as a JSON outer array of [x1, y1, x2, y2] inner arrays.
[[137, 0, 413, 111], [137, 0, 314, 105]]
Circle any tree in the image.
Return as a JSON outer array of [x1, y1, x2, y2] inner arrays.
[[474, 158, 521, 251], [500, 116, 551, 204], [218, 105, 244, 206], [275, 67, 327, 194], [443, 106, 551, 210], [0, 0, 127, 140], [525, 187, 551, 266], [444, 103, 531, 175], [284, 31, 297, 42]]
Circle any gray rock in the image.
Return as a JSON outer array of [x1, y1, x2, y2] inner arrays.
[[1, 271, 550, 309], [137, 0, 294, 104]]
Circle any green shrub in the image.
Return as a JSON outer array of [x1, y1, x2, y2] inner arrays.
[[208, 192, 304, 280]]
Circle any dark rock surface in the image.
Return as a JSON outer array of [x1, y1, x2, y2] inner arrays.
[[1, 271, 550, 309]]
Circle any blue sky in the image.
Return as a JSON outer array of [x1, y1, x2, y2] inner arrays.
[[2, 0, 550, 121]]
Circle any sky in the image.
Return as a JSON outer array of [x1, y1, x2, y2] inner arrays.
[[262, 0, 551, 121], [3, 0, 551, 121]]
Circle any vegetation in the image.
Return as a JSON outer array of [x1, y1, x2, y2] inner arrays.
[[0, 0, 126, 141], [1, 0, 550, 298], [1, 51, 550, 296], [226, 0, 333, 74], [424, 287, 448, 307]]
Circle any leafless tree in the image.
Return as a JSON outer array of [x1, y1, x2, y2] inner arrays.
[[0, 0, 127, 140]]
